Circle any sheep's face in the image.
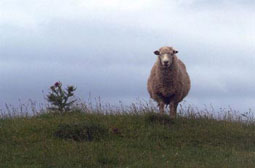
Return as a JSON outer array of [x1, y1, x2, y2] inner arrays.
[[154, 47, 178, 68]]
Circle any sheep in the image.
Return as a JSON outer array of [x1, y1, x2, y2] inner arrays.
[[147, 46, 191, 118]]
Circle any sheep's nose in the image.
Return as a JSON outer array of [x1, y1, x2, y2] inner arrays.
[[163, 60, 169, 64]]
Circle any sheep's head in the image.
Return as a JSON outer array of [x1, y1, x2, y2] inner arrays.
[[154, 46, 178, 68]]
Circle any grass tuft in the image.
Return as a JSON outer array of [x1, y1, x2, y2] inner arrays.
[[145, 112, 173, 126], [54, 121, 108, 142]]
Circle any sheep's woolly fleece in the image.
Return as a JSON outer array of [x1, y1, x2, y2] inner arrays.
[[147, 46, 191, 117]]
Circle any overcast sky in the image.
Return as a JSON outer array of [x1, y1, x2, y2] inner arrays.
[[0, 0, 255, 112]]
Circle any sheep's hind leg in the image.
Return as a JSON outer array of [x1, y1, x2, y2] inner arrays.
[[169, 102, 178, 119], [159, 102, 165, 114]]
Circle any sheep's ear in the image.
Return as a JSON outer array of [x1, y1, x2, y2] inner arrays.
[[173, 50, 178, 54], [154, 50, 160, 55]]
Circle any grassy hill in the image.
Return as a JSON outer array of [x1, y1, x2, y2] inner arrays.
[[1, 107, 255, 168]]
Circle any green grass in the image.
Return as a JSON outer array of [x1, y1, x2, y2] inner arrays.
[[1, 110, 255, 168]]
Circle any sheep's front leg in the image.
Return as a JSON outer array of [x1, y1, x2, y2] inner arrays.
[[169, 102, 177, 119], [159, 102, 165, 114]]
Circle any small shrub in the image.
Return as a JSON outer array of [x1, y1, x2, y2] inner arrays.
[[54, 121, 108, 141], [47, 81, 77, 113]]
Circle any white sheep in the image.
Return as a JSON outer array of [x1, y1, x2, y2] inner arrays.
[[147, 46, 191, 118]]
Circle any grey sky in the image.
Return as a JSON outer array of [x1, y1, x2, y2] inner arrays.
[[0, 0, 255, 112]]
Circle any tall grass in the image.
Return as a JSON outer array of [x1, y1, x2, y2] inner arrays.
[[1, 98, 254, 123], [1, 98, 255, 167]]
